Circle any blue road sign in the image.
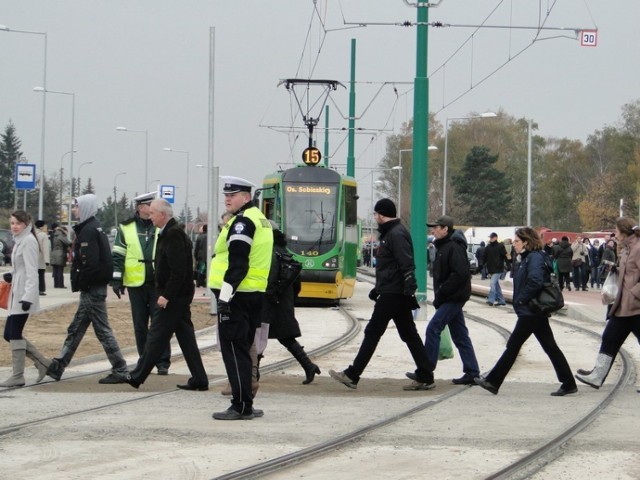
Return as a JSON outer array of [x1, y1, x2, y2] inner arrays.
[[15, 164, 36, 190], [160, 184, 175, 204]]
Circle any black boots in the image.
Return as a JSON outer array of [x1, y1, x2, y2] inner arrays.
[[287, 341, 321, 384]]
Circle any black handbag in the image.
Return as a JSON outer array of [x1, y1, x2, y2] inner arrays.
[[528, 252, 564, 315]]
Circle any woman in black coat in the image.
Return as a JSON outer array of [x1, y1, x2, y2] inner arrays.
[[261, 227, 320, 384]]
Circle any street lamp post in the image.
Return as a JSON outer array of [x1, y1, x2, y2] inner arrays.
[[147, 179, 161, 192], [77, 161, 93, 195], [113, 172, 126, 228], [163, 148, 190, 225], [392, 165, 403, 216], [34, 87, 75, 228], [1, 25, 47, 219], [442, 112, 496, 215], [116, 127, 149, 189], [59, 149, 77, 206]]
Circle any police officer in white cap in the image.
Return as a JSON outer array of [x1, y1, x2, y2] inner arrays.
[[111, 191, 171, 376], [209, 176, 273, 420]]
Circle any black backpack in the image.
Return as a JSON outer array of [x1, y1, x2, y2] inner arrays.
[[275, 250, 302, 294]]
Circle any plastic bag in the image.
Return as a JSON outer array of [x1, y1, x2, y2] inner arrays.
[[439, 325, 455, 360], [601, 271, 618, 305]]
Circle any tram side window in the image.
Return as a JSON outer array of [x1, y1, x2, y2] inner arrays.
[[344, 185, 357, 226]]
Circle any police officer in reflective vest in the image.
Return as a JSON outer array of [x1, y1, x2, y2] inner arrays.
[[209, 176, 273, 420], [112, 191, 171, 375]]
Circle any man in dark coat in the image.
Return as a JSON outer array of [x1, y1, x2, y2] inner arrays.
[[424, 215, 480, 385], [329, 198, 434, 390], [125, 199, 208, 390], [484, 232, 507, 306], [46, 194, 129, 384], [553, 236, 573, 291]]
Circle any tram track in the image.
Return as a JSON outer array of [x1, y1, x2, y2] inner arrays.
[[210, 269, 634, 480], [0, 306, 360, 439]]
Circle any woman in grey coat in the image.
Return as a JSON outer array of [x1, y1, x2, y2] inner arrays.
[[0, 211, 51, 387], [50, 225, 71, 288]]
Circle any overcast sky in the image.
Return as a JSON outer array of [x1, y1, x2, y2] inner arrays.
[[1, 1, 637, 218]]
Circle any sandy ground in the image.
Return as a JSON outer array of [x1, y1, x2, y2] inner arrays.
[[0, 298, 215, 366]]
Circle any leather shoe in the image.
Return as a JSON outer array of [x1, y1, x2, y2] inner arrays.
[[452, 374, 476, 385], [157, 367, 169, 376], [474, 376, 498, 395], [212, 407, 254, 420], [177, 383, 209, 391], [125, 375, 140, 389], [550, 386, 578, 396]]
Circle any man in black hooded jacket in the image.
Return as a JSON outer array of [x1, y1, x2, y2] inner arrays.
[[329, 199, 434, 390], [424, 215, 480, 385]]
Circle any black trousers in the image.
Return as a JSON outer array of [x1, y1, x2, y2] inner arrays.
[[52, 265, 66, 288], [600, 314, 640, 357], [3, 314, 29, 341], [345, 293, 433, 384], [130, 299, 207, 386], [218, 291, 263, 415], [486, 314, 576, 390], [128, 284, 170, 370]]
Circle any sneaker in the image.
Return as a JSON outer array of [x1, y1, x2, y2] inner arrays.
[[212, 407, 254, 421], [329, 369, 357, 389], [98, 373, 126, 384], [403, 380, 435, 391], [452, 374, 476, 385], [405, 372, 417, 381]]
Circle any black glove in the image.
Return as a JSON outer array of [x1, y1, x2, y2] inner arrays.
[[368, 288, 379, 302], [20, 301, 31, 312], [408, 296, 420, 310], [432, 298, 441, 310], [111, 281, 125, 299], [3, 272, 12, 283], [217, 300, 231, 322], [610, 265, 618, 274], [403, 272, 417, 297]]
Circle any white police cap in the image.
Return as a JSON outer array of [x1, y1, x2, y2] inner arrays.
[[134, 191, 157, 205], [221, 176, 255, 194]]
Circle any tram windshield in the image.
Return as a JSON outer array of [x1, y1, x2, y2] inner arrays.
[[283, 182, 338, 256]]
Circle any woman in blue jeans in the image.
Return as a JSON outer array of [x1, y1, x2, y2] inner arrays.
[[475, 227, 577, 397]]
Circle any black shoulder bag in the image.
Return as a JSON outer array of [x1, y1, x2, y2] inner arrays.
[[528, 251, 565, 316]]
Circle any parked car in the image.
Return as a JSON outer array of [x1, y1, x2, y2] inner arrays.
[[467, 251, 478, 275], [0, 229, 14, 266]]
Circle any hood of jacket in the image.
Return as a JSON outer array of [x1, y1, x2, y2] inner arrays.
[[75, 194, 98, 223], [434, 228, 468, 249]]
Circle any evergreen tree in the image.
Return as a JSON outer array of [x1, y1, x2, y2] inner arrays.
[[452, 146, 511, 225], [0, 122, 23, 209], [82, 177, 95, 194]]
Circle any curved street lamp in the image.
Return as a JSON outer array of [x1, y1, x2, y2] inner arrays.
[[116, 126, 149, 189]]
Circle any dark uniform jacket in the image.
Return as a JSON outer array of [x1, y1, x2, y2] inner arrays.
[[374, 219, 417, 295], [155, 217, 194, 305], [71, 217, 112, 292], [432, 229, 471, 308]]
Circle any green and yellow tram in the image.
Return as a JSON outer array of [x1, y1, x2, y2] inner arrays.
[[261, 164, 358, 302]]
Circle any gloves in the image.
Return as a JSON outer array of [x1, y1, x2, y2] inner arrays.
[[111, 281, 125, 299], [217, 300, 231, 322], [432, 298, 441, 310], [3, 272, 12, 283], [368, 288, 379, 302], [610, 265, 618, 274], [403, 272, 417, 297], [408, 296, 420, 310], [20, 301, 31, 312]]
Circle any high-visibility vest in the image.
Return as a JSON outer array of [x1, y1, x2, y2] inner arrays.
[[208, 207, 273, 293], [120, 222, 157, 287]]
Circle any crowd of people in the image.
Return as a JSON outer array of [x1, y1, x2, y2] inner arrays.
[[1, 185, 639, 415]]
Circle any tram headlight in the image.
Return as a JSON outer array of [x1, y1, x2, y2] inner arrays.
[[322, 256, 339, 269]]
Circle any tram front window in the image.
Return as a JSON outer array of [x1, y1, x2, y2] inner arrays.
[[284, 183, 337, 256]]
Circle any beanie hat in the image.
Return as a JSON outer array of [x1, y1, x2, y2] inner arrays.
[[374, 198, 397, 218]]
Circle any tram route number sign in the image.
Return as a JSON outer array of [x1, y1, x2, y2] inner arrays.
[[580, 30, 597, 47], [302, 147, 321, 166]]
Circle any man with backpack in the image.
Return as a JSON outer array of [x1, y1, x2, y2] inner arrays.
[[46, 194, 129, 384]]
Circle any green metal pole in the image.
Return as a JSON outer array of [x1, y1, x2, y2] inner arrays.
[[411, 3, 430, 303], [324, 105, 329, 167], [347, 38, 356, 178]]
